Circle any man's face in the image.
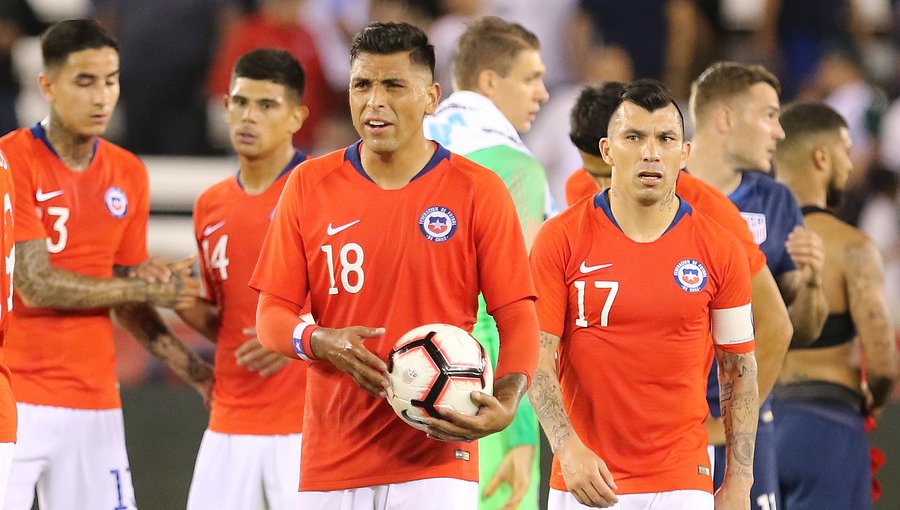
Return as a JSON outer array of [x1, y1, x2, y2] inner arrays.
[[225, 77, 306, 159], [601, 101, 689, 206], [826, 127, 853, 207], [41, 47, 120, 138], [488, 48, 549, 132], [349, 51, 439, 155], [726, 82, 785, 172]]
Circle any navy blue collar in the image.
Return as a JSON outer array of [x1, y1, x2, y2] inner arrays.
[[236, 149, 308, 190], [344, 140, 450, 183], [30, 122, 98, 162], [593, 188, 692, 235]]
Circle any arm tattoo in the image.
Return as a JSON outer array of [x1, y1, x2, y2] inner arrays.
[[718, 350, 759, 480], [528, 332, 575, 452], [14, 239, 148, 309], [113, 303, 213, 386]]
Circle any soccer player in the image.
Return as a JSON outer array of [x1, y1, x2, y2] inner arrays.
[[250, 22, 539, 509], [0, 20, 213, 510], [423, 16, 548, 510], [773, 102, 898, 510], [530, 79, 758, 510], [688, 62, 828, 509], [176, 48, 310, 510], [0, 148, 15, 506]]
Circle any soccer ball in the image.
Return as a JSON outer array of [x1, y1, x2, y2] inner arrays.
[[386, 323, 493, 432]]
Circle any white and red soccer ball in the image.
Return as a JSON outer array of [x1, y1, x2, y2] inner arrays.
[[386, 324, 493, 431]]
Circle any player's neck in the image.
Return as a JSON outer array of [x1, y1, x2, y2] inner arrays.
[[360, 137, 436, 190], [608, 187, 680, 243], [44, 116, 96, 171], [778, 170, 824, 208], [685, 137, 742, 195], [583, 153, 611, 190], [238, 144, 296, 195]]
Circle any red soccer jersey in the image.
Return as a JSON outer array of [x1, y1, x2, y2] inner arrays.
[[564, 168, 766, 275], [531, 190, 754, 495], [0, 148, 15, 442], [194, 152, 308, 435], [0, 124, 149, 409], [250, 142, 536, 491]]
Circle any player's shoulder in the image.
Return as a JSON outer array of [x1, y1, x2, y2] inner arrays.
[[292, 146, 349, 185], [96, 138, 145, 170], [196, 176, 238, 208], [536, 194, 594, 242], [443, 149, 510, 191], [745, 170, 796, 200], [685, 204, 746, 253], [0, 127, 38, 163]]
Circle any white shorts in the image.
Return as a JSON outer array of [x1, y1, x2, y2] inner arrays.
[[298, 477, 478, 510], [4, 403, 136, 510], [0, 442, 13, 507], [548, 488, 713, 510], [187, 430, 302, 510]]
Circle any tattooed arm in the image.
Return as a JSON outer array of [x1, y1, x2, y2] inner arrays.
[[846, 240, 897, 412], [528, 331, 618, 508], [779, 227, 828, 346], [176, 301, 220, 343], [715, 348, 759, 509], [14, 239, 198, 310]]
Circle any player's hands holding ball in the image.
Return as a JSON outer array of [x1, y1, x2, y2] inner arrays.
[[556, 435, 619, 508], [310, 326, 389, 397], [422, 373, 525, 443]]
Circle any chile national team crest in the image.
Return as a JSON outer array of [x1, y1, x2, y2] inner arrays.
[[673, 259, 708, 293], [104, 186, 128, 218], [418, 206, 457, 242]]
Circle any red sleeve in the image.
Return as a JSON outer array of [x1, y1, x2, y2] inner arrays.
[[113, 161, 149, 266], [529, 217, 571, 337], [8, 146, 47, 243], [474, 170, 536, 312], [256, 292, 307, 359], [492, 298, 539, 386], [565, 169, 600, 208], [249, 168, 308, 307], [707, 222, 755, 354]]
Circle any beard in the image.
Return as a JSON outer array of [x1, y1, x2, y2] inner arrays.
[[826, 179, 844, 208]]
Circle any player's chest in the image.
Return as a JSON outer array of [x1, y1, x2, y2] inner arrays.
[[565, 238, 716, 330], [197, 197, 278, 285]]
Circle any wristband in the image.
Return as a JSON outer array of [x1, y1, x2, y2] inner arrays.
[[292, 322, 319, 361]]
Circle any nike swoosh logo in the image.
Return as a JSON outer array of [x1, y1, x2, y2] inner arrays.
[[580, 262, 613, 273], [35, 189, 63, 202], [203, 221, 226, 236], [327, 219, 360, 236]]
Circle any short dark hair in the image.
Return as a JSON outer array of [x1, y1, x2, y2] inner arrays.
[[41, 19, 118, 70], [690, 62, 781, 126], [350, 22, 435, 78], [452, 16, 540, 91], [569, 82, 626, 156], [232, 48, 306, 103], [777, 102, 848, 153], [611, 79, 685, 135]]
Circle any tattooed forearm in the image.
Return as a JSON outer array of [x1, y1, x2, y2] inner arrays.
[[718, 349, 759, 481], [14, 240, 149, 309], [529, 332, 576, 452], [781, 269, 828, 346], [113, 303, 214, 388]]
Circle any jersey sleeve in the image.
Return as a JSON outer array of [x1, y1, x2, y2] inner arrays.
[[249, 169, 309, 307], [708, 224, 755, 354], [529, 217, 570, 337], [113, 163, 150, 267], [473, 171, 536, 311], [8, 148, 47, 243]]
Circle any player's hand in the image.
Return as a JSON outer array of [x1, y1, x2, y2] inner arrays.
[[482, 444, 534, 510], [423, 390, 511, 442], [705, 415, 725, 446], [785, 226, 825, 277], [714, 479, 752, 510], [556, 435, 618, 508], [235, 328, 290, 376], [147, 268, 201, 310], [311, 326, 389, 397], [128, 256, 173, 283]]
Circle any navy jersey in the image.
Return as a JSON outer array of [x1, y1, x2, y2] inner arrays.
[[728, 170, 804, 278]]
